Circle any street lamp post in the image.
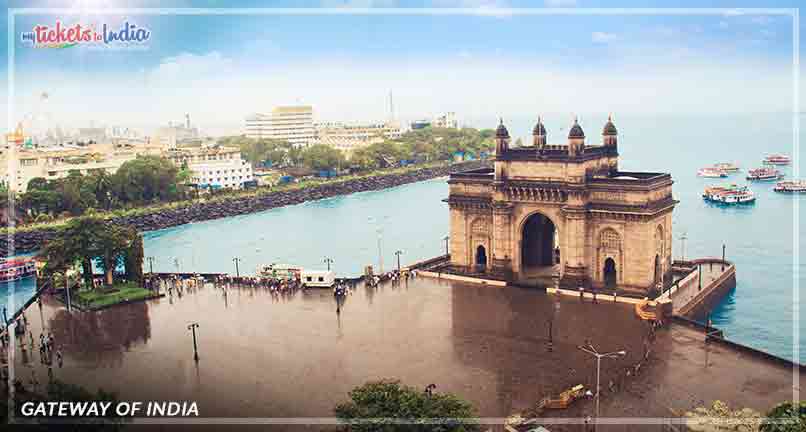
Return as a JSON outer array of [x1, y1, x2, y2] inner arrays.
[[679, 232, 688, 262], [443, 236, 449, 257], [394, 250, 403, 274], [232, 257, 241, 279], [324, 257, 334, 271], [188, 323, 200, 361], [578, 344, 626, 430]]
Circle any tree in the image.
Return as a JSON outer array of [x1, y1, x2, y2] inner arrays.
[[334, 379, 479, 432], [124, 230, 145, 285], [19, 189, 60, 217], [86, 170, 115, 210], [760, 401, 806, 432], [27, 177, 50, 191], [94, 225, 132, 286], [302, 144, 347, 172]]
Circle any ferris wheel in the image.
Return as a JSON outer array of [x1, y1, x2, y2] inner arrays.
[[20, 91, 63, 147]]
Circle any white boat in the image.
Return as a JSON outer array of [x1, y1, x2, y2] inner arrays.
[[712, 163, 740, 173], [301, 270, 336, 288], [774, 180, 806, 193], [698, 167, 728, 178], [703, 185, 755, 205]]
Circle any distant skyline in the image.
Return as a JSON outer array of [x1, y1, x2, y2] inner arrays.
[[2, 0, 804, 136]]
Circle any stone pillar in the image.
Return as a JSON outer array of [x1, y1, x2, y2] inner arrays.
[[560, 205, 589, 288], [491, 201, 513, 281]]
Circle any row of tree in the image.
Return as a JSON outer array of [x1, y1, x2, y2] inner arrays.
[[40, 215, 144, 288], [221, 126, 496, 172], [18, 155, 191, 220]]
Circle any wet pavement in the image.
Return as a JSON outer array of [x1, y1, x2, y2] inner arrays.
[[8, 277, 650, 421], [6, 276, 799, 431]]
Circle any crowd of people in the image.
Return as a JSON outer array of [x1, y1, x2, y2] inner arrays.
[[0, 303, 63, 395]]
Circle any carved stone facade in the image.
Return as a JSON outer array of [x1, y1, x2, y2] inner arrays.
[[446, 117, 677, 295]]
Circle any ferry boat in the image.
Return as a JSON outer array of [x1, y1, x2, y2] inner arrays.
[[257, 263, 303, 281], [746, 167, 783, 181], [0, 258, 37, 282], [763, 154, 791, 165], [697, 167, 728, 178], [702, 185, 756, 205], [712, 163, 740, 173], [773, 180, 806, 193]]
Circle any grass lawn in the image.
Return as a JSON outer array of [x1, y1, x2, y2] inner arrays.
[[76, 282, 156, 309]]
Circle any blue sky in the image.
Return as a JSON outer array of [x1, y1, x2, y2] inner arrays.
[[1, 0, 803, 135]]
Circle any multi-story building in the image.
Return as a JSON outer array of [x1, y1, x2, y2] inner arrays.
[[314, 121, 403, 155], [245, 106, 315, 147], [166, 145, 254, 190], [433, 112, 458, 129]]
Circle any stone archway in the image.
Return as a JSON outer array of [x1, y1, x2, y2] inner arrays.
[[521, 212, 558, 275], [475, 245, 487, 272], [604, 257, 617, 289]]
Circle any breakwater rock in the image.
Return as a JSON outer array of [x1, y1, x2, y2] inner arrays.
[[2, 160, 489, 255]]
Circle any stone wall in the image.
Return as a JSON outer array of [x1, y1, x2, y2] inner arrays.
[[1, 161, 490, 255]]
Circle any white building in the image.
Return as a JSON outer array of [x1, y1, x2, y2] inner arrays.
[[245, 106, 315, 147], [189, 159, 253, 190], [313, 120, 402, 155], [432, 112, 458, 129]]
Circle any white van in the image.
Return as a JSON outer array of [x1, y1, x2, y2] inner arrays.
[[301, 270, 336, 288]]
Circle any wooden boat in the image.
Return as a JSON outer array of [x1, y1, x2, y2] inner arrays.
[[746, 168, 783, 181], [0, 258, 36, 282], [774, 180, 806, 193]]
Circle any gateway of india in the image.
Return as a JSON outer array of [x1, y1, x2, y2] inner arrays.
[[446, 116, 677, 295]]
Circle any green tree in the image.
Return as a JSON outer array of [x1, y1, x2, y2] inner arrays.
[[334, 379, 478, 432], [86, 170, 115, 210], [94, 225, 132, 286], [26, 177, 50, 191], [113, 155, 182, 204], [760, 402, 806, 432], [124, 230, 145, 285], [19, 189, 60, 217], [302, 144, 347, 171]]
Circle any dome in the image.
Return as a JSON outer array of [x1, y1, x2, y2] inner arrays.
[[602, 115, 617, 136], [495, 119, 510, 138], [568, 118, 585, 139], [532, 117, 546, 136]]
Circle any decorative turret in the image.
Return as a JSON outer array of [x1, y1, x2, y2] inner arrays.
[[567, 117, 585, 157], [602, 114, 618, 149], [495, 118, 510, 155], [532, 116, 547, 153]]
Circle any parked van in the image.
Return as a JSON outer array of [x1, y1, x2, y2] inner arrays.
[[301, 270, 336, 288]]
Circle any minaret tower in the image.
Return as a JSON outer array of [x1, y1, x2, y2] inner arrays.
[[602, 114, 618, 150], [532, 116, 547, 154], [567, 116, 585, 157], [494, 118, 510, 181]]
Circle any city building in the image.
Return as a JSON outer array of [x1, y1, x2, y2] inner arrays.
[[245, 105, 315, 147], [166, 145, 253, 190], [153, 114, 200, 149], [433, 112, 458, 129], [314, 120, 402, 155], [446, 116, 676, 295]]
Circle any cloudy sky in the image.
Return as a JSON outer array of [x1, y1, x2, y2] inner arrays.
[[1, 0, 803, 135]]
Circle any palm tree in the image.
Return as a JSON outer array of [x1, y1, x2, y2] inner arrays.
[[87, 170, 114, 210]]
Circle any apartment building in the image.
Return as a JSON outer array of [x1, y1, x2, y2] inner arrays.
[[244, 105, 315, 147], [314, 121, 402, 155]]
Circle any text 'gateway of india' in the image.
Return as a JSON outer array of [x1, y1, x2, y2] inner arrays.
[[446, 116, 677, 295]]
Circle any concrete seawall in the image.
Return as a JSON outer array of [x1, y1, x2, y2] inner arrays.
[[665, 258, 737, 321], [1, 160, 490, 255]]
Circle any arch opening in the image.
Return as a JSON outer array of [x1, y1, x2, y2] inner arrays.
[[521, 212, 558, 275], [475, 245, 487, 272], [604, 257, 617, 289]]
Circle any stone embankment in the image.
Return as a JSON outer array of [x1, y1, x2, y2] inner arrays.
[[1, 160, 489, 255]]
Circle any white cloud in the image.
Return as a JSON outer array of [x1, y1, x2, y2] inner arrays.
[[147, 51, 234, 87], [718, 21, 729, 29], [458, 50, 472, 59], [591, 32, 617, 44], [544, 0, 577, 6]]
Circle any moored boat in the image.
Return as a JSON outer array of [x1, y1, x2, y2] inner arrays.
[[746, 167, 783, 181], [0, 258, 37, 282], [712, 163, 740, 172], [763, 154, 791, 165], [773, 180, 806, 193], [703, 184, 755, 205], [697, 167, 728, 178]]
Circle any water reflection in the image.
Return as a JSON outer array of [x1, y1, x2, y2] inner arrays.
[[48, 302, 151, 367]]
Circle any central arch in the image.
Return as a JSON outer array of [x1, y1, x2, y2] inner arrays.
[[475, 245, 487, 272], [521, 212, 558, 274], [604, 257, 617, 288]]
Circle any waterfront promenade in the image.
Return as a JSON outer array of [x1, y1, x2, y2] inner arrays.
[[6, 275, 800, 429]]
